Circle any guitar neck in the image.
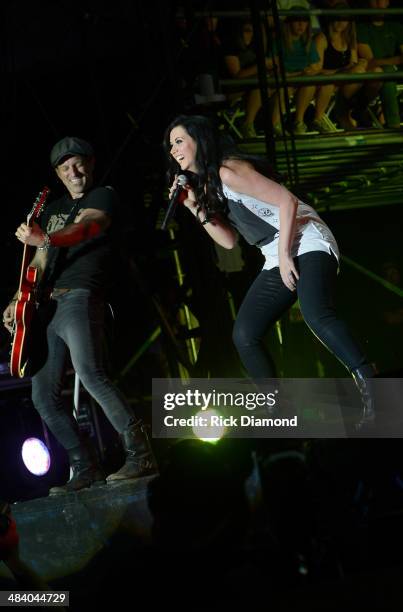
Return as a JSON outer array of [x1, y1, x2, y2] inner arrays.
[[16, 186, 50, 297], [17, 243, 35, 295]]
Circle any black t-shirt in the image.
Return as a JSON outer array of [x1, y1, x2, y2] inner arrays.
[[222, 38, 257, 70], [39, 186, 118, 292]]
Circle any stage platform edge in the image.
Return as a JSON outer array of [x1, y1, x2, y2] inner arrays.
[[0, 476, 155, 582]]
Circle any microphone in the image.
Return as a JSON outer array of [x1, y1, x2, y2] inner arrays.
[[161, 173, 194, 230]]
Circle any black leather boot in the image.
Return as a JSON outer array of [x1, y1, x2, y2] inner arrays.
[[106, 420, 156, 483], [352, 364, 377, 432], [49, 444, 105, 495]]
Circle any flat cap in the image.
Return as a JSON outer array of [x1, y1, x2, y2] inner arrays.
[[50, 136, 94, 167]]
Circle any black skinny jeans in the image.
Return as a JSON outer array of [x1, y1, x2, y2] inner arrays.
[[232, 251, 367, 378]]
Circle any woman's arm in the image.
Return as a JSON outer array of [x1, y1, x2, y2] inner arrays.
[[220, 160, 299, 290], [348, 46, 359, 68], [315, 32, 328, 73], [224, 54, 275, 79], [224, 54, 257, 78], [303, 60, 322, 76], [169, 177, 237, 250]]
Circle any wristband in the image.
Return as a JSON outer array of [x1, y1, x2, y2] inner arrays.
[[38, 233, 51, 250]]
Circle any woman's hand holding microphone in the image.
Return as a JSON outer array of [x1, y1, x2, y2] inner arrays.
[[168, 174, 198, 215]]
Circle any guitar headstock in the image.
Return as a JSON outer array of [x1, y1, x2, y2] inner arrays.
[[27, 186, 51, 223]]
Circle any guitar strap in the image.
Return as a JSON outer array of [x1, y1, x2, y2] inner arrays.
[[39, 197, 83, 295]]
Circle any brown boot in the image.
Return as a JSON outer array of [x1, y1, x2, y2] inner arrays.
[[49, 444, 105, 495], [106, 420, 156, 483]]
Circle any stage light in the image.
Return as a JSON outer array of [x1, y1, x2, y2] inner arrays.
[[192, 408, 226, 443], [21, 438, 51, 476]]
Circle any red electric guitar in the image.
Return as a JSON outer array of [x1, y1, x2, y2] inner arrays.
[[10, 187, 50, 377]]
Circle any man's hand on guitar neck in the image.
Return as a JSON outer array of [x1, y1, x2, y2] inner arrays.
[[15, 221, 47, 248]]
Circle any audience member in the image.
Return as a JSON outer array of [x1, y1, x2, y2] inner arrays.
[[271, 6, 321, 135], [222, 17, 276, 137], [312, 2, 369, 132], [276, 0, 321, 33], [188, 16, 224, 97], [357, 0, 403, 129]]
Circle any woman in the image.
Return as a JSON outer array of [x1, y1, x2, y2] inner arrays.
[[272, 7, 321, 136], [222, 17, 274, 138], [164, 114, 376, 429], [313, 2, 369, 132]]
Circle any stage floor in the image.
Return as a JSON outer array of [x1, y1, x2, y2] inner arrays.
[[1, 476, 155, 583]]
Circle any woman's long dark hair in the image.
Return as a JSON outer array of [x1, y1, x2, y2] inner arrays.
[[326, 2, 357, 50], [163, 114, 281, 214]]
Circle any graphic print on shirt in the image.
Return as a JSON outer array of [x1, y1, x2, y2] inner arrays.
[[223, 183, 340, 271], [45, 210, 77, 234], [235, 196, 278, 222], [238, 198, 275, 220]]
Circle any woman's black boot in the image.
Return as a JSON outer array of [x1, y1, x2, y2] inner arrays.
[[351, 363, 377, 432]]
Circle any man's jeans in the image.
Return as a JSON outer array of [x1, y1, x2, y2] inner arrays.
[[32, 289, 134, 451]]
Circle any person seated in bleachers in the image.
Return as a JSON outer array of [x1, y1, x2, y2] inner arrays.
[[271, 6, 321, 136], [357, 0, 403, 129], [222, 16, 276, 138], [188, 15, 223, 98], [313, 0, 366, 31], [312, 2, 368, 132], [275, 0, 321, 33]]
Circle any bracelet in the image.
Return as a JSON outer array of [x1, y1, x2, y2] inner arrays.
[[38, 233, 51, 250], [196, 206, 210, 226]]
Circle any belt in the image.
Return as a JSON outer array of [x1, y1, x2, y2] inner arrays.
[[51, 288, 71, 299]]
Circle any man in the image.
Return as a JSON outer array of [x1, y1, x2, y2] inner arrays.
[[357, 0, 403, 128], [3, 137, 155, 494]]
